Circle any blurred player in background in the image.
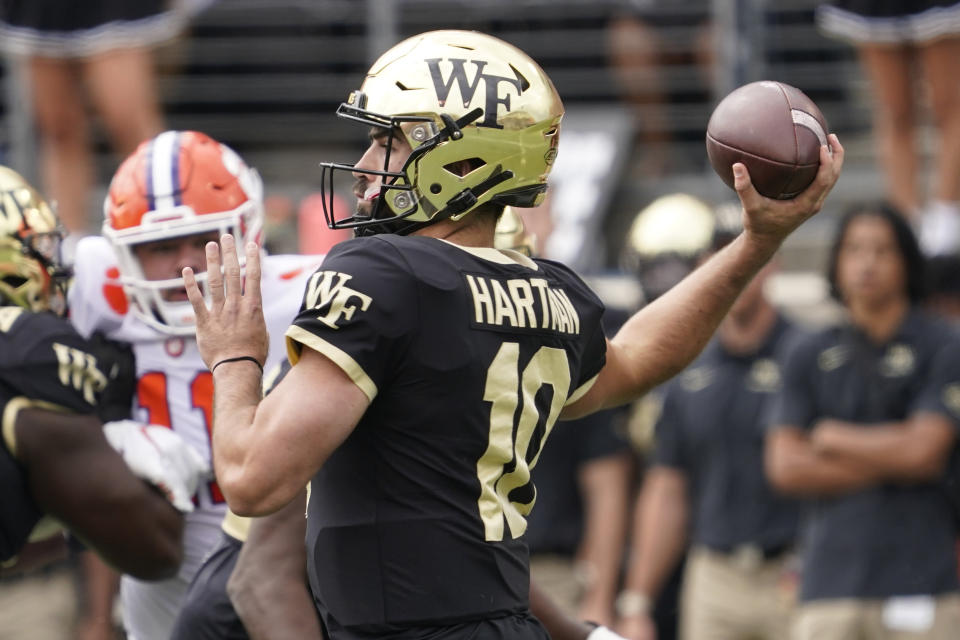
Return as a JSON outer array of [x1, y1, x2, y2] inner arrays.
[[767, 202, 960, 639], [613, 194, 722, 640], [68, 131, 321, 640], [617, 207, 801, 640], [621, 194, 717, 306], [0, 165, 208, 638], [187, 29, 841, 640]]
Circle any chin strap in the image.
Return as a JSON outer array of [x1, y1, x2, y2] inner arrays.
[[357, 164, 515, 238], [435, 108, 483, 143]]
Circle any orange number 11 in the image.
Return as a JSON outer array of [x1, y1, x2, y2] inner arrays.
[[137, 371, 224, 503]]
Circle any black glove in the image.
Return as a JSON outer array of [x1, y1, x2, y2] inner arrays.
[[86, 331, 136, 423]]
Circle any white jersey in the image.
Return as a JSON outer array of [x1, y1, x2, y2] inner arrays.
[[69, 235, 321, 640]]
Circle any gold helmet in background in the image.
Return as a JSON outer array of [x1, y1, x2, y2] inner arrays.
[[0, 166, 66, 313], [321, 29, 564, 236], [621, 193, 716, 302], [494, 207, 538, 256]]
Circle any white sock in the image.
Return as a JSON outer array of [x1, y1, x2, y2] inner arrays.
[[920, 200, 960, 256]]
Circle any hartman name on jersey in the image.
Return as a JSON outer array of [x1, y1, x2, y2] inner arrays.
[[466, 273, 580, 334]]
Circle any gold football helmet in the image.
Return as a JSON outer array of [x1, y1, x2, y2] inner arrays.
[[493, 207, 537, 256], [0, 167, 66, 313], [321, 30, 564, 236], [621, 193, 716, 302]]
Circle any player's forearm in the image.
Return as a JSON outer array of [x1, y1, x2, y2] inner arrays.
[[231, 490, 325, 639], [77, 484, 184, 579], [576, 455, 632, 624], [607, 234, 778, 404], [79, 552, 121, 628], [211, 362, 266, 511], [20, 409, 185, 579], [766, 428, 880, 496], [813, 417, 955, 481], [622, 471, 688, 601]]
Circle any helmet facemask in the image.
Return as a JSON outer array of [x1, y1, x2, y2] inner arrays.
[[106, 201, 259, 335]]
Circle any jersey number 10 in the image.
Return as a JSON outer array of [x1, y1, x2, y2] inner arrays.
[[477, 343, 571, 542]]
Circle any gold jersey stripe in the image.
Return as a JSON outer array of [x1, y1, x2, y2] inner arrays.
[[220, 510, 253, 542], [285, 326, 378, 402], [2, 397, 71, 459], [565, 373, 599, 407]]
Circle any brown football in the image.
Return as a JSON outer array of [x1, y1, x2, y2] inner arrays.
[[706, 81, 829, 200]]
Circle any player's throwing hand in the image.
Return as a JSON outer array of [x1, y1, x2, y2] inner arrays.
[[183, 233, 269, 374], [735, 133, 844, 246]]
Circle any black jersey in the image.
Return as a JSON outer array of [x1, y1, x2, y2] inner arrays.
[[0, 306, 110, 562], [285, 236, 607, 635]]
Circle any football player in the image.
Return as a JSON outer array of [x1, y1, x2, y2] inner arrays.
[[178, 212, 620, 640], [0, 165, 205, 577], [186, 30, 842, 640], [68, 130, 322, 640]]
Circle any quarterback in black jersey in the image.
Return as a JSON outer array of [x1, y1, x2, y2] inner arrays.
[[185, 30, 843, 640], [0, 166, 204, 579]]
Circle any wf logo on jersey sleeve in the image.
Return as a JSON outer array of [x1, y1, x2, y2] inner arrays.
[[304, 271, 373, 329]]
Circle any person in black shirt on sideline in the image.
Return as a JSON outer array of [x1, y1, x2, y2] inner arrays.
[[767, 201, 960, 640], [617, 211, 801, 640]]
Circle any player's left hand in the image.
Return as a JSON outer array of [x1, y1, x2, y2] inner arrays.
[[736, 133, 844, 247], [183, 233, 269, 372], [103, 420, 211, 513]]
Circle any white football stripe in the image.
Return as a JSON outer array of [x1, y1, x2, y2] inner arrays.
[[151, 131, 179, 211], [791, 109, 827, 148]]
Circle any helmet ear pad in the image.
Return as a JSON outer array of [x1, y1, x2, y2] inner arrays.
[[393, 118, 560, 223]]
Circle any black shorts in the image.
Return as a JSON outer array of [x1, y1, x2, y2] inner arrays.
[[0, 0, 187, 57], [817, 1, 960, 44], [169, 532, 248, 640]]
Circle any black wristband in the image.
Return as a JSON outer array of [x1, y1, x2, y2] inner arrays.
[[211, 356, 264, 374]]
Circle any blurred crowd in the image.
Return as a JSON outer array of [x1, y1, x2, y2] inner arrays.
[[2, 1, 960, 640]]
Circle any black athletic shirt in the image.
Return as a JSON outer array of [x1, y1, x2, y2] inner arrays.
[[0, 306, 109, 561], [770, 311, 960, 601], [285, 235, 607, 636]]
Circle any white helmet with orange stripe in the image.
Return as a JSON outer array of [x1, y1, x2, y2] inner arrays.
[[103, 130, 264, 335]]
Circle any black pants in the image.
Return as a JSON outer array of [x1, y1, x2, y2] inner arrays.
[[169, 532, 248, 640]]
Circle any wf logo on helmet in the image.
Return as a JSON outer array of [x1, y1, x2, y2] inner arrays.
[[426, 58, 530, 129]]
